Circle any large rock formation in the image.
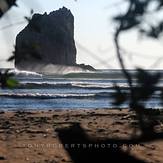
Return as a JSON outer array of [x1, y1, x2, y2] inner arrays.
[[15, 7, 77, 70]]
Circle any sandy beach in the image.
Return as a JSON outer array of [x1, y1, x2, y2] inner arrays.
[[0, 109, 163, 163]]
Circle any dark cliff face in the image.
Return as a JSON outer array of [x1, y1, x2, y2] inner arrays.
[[15, 7, 77, 69]]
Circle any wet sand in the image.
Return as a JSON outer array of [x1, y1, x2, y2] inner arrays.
[[0, 109, 163, 163]]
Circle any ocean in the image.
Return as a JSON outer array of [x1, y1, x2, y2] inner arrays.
[[0, 69, 163, 110]]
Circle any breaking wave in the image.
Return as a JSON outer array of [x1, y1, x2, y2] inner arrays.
[[9, 68, 43, 77], [0, 92, 112, 99], [18, 81, 129, 89]]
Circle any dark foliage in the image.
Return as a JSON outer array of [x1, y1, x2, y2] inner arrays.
[[0, 1, 19, 88], [112, 0, 163, 139], [113, 0, 163, 38], [0, 0, 17, 18], [112, 85, 127, 105], [7, 55, 15, 62], [0, 70, 18, 88], [113, 69, 161, 107]]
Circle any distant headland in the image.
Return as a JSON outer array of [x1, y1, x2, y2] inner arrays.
[[15, 7, 95, 74]]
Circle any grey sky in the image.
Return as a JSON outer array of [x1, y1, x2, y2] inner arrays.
[[0, 0, 163, 69]]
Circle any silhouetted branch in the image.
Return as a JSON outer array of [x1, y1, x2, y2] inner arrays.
[[114, 27, 133, 88], [0, 20, 26, 31]]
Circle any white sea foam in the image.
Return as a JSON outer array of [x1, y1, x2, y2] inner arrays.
[[17, 63, 91, 75], [9, 68, 43, 77], [0, 92, 97, 99], [0, 69, 162, 110]]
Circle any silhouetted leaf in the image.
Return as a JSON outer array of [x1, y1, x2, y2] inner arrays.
[[112, 85, 127, 105], [7, 55, 15, 62], [130, 69, 161, 101], [0, 70, 17, 88], [157, 0, 163, 10], [30, 9, 34, 15], [24, 16, 31, 22], [136, 68, 160, 86], [6, 78, 18, 88]]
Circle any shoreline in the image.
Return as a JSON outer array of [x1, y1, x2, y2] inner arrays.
[[0, 108, 163, 162], [1, 107, 163, 112]]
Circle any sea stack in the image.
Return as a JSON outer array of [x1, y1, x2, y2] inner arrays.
[[15, 7, 77, 71]]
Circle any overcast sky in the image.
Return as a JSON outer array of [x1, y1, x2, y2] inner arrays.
[[0, 0, 163, 69]]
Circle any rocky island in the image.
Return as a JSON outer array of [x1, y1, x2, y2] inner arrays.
[[15, 7, 95, 74]]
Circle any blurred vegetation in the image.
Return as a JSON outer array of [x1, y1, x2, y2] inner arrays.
[[0, 0, 34, 88], [0, 0, 18, 88], [113, 0, 163, 137], [0, 70, 18, 88]]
